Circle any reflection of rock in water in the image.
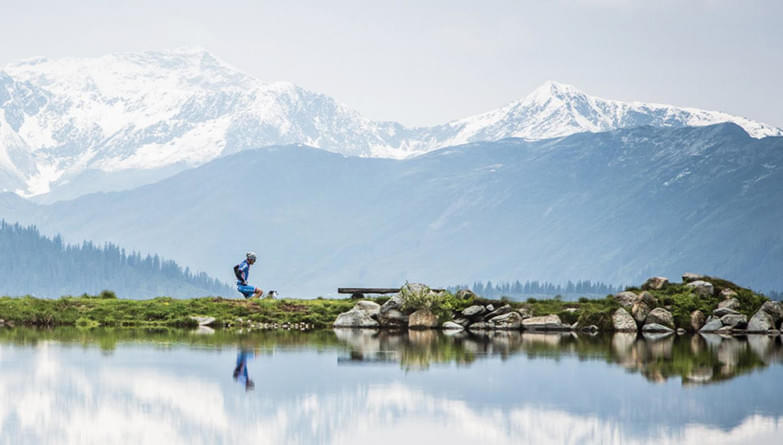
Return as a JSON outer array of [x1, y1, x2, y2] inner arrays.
[[522, 332, 567, 347], [716, 336, 745, 376], [333, 328, 783, 383]]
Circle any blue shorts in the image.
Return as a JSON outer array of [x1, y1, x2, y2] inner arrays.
[[237, 284, 257, 298]]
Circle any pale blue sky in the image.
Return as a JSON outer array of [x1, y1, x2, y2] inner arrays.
[[1, 0, 781, 127]]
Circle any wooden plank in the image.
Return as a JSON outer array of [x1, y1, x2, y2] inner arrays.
[[337, 287, 446, 294], [338, 288, 400, 294]]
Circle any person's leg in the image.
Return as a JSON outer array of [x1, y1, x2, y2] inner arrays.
[[252, 287, 264, 299]]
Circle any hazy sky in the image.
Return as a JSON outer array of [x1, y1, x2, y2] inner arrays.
[[1, 0, 781, 127]]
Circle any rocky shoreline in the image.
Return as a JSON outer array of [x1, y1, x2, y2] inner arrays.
[[333, 276, 783, 337]]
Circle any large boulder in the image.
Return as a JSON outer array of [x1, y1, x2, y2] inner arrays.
[[334, 300, 381, 328], [455, 289, 477, 300], [638, 291, 658, 307], [713, 307, 740, 318], [686, 280, 715, 297], [642, 323, 674, 333], [483, 304, 513, 321], [378, 295, 408, 327], [642, 276, 669, 290], [720, 288, 738, 299], [452, 317, 470, 327], [613, 291, 638, 310], [462, 305, 487, 320], [759, 301, 783, 322], [631, 302, 651, 324], [441, 321, 464, 330], [612, 308, 637, 332], [690, 310, 706, 332], [468, 321, 492, 331], [522, 314, 568, 331], [645, 307, 674, 329], [408, 309, 438, 329], [189, 316, 216, 326], [682, 273, 706, 283], [490, 311, 524, 329], [378, 309, 409, 327], [747, 310, 776, 332], [380, 294, 402, 312], [720, 313, 748, 329], [699, 318, 724, 332], [516, 308, 532, 319], [717, 297, 741, 311]]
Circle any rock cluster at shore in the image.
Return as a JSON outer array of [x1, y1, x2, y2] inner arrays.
[[334, 276, 783, 336]]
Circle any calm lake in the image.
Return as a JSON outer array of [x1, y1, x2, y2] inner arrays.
[[1, 328, 781, 444]]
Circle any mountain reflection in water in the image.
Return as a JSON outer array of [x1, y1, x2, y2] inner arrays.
[[0, 328, 781, 444]]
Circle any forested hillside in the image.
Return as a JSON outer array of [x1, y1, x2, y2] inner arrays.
[[0, 221, 231, 298]]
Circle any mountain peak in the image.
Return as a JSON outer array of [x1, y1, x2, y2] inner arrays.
[[525, 80, 584, 103]]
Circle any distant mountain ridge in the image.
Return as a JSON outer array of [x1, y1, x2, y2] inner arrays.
[[1, 48, 780, 200], [1, 123, 780, 296]]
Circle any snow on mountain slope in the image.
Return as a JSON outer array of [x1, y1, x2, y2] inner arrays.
[[0, 48, 780, 199]]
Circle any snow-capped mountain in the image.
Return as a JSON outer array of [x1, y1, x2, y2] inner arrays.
[[0, 48, 780, 199]]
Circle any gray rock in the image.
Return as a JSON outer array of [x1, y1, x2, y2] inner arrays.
[[486, 304, 495, 313], [717, 297, 741, 311], [676, 328, 686, 335], [522, 314, 568, 331], [631, 302, 650, 324], [638, 291, 658, 307], [690, 310, 706, 332], [333, 300, 381, 328], [612, 308, 637, 332], [642, 276, 669, 290], [408, 309, 438, 329], [490, 311, 524, 329], [747, 310, 776, 332], [581, 325, 599, 333], [452, 317, 470, 327], [468, 321, 492, 331], [713, 307, 740, 317], [720, 313, 748, 328], [455, 289, 477, 300], [686, 280, 715, 297], [483, 304, 513, 321], [645, 307, 675, 329], [719, 288, 738, 299], [378, 309, 409, 328], [380, 295, 402, 313], [613, 291, 639, 310], [441, 321, 464, 330], [189, 316, 216, 326], [682, 273, 706, 283], [760, 301, 783, 322], [462, 305, 487, 319], [716, 325, 734, 335], [699, 318, 724, 332], [642, 323, 674, 333], [353, 300, 381, 314], [516, 308, 532, 319]]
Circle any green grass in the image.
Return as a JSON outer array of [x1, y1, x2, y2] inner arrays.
[[0, 294, 363, 329]]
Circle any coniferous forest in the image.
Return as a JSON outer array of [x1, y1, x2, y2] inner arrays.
[[448, 280, 625, 300], [0, 220, 231, 298]]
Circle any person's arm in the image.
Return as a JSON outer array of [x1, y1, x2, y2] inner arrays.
[[233, 265, 247, 285]]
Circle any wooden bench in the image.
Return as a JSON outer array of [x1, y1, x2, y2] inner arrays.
[[338, 287, 445, 299]]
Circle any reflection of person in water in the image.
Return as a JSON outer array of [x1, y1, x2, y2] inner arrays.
[[233, 350, 255, 391]]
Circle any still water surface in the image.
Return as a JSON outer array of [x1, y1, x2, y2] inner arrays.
[[0, 328, 781, 444]]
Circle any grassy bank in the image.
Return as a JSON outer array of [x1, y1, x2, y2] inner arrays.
[[0, 275, 769, 331], [0, 293, 360, 329]]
